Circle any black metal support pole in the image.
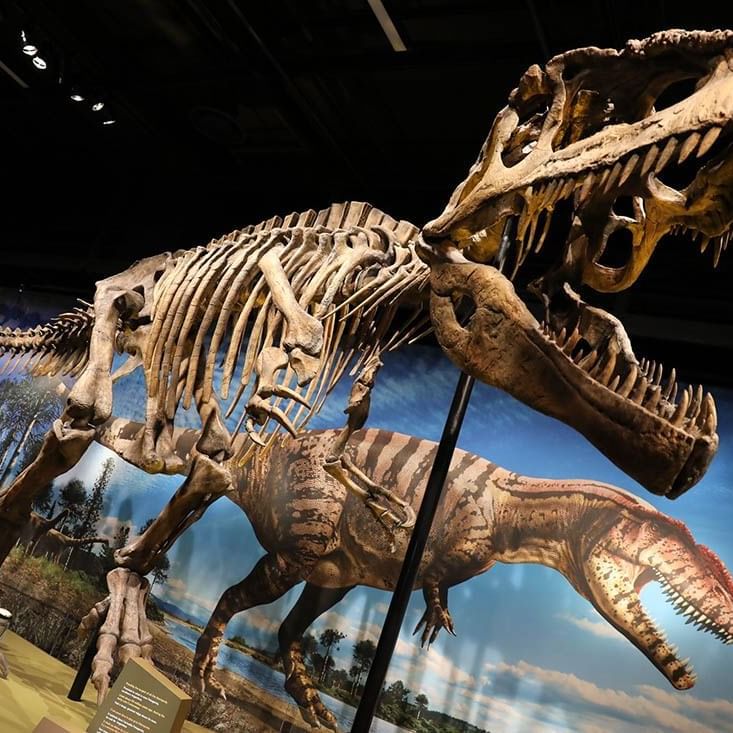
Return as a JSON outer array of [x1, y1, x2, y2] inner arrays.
[[351, 371, 475, 733], [68, 616, 103, 701]]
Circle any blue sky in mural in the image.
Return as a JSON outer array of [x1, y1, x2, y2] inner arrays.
[[46, 342, 733, 733]]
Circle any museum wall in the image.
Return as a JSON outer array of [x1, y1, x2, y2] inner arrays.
[[1, 287, 732, 733]]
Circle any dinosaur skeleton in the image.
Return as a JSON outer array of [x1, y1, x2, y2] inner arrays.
[[0, 28, 731, 702], [90, 421, 733, 730]]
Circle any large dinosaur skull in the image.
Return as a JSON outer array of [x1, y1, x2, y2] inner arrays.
[[423, 30, 733, 497]]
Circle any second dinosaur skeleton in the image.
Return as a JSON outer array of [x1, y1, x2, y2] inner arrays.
[[1, 28, 732, 700], [90, 420, 733, 730]]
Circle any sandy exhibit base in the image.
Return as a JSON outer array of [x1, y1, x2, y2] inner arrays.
[[0, 631, 210, 733]]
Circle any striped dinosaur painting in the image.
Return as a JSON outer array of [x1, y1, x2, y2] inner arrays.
[[92, 422, 733, 731]]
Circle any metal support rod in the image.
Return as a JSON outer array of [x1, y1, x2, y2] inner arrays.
[[68, 615, 104, 701], [351, 370, 475, 732]]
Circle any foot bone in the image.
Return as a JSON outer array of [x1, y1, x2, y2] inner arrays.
[[79, 568, 152, 702]]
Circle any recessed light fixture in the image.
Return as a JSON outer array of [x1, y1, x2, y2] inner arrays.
[[22, 44, 38, 56], [92, 101, 105, 111], [20, 30, 27, 43], [70, 93, 84, 102], [102, 119, 116, 126], [32, 56, 47, 70]]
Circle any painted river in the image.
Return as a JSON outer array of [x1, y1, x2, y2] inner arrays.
[[165, 616, 406, 733]]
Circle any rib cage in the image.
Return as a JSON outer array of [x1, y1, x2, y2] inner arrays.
[[144, 202, 431, 449], [0, 304, 94, 379]]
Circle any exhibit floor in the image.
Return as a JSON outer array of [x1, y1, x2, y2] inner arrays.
[[0, 631, 210, 733]]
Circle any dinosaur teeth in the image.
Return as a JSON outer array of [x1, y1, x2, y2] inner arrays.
[[603, 162, 623, 193], [617, 365, 638, 398], [702, 393, 717, 435], [578, 348, 600, 372], [596, 351, 617, 386], [670, 388, 690, 427], [534, 210, 553, 253], [563, 326, 581, 355], [619, 153, 640, 186], [678, 131, 701, 164], [645, 386, 662, 412], [629, 375, 649, 405], [697, 126, 722, 157], [640, 144, 660, 176], [655, 136, 679, 173], [579, 172, 595, 203], [713, 238, 723, 268]]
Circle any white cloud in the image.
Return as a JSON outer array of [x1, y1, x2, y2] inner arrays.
[[163, 576, 215, 616], [241, 607, 282, 635], [392, 635, 477, 688], [95, 515, 133, 541], [486, 659, 733, 733], [556, 612, 625, 641]]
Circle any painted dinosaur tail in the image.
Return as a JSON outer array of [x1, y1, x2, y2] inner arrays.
[[0, 302, 94, 379]]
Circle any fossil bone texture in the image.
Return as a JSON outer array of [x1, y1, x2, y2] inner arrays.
[[94, 421, 733, 729], [0, 27, 730, 701]]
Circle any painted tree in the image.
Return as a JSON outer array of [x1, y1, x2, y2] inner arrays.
[[350, 639, 376, 695], [66, 457, 115, 567], [0, 377, 63, 485], [58, 478, 87, 533], [318, 628, 346, 683], [138, 517, 171, 594], [383, 679, 410, 708], [301, 631, 318, 671], [31, 481, 55, 516], [415, 692, 429, 720], [99, 523, 131, 575]]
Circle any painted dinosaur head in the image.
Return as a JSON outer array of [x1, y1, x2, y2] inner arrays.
[[576, 495, 733, 689], [422, 30, 731, 496]]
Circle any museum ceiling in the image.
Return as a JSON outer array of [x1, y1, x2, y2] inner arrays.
[[0, 0, 731, 385]]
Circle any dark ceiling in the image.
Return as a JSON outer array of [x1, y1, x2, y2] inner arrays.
[[0, 0, 731, 385]]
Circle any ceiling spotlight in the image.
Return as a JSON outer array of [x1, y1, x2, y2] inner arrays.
[[22, 44, 38, 56], [32, 56, 47, 70], [91, 101, 105, 111], [20, 30, 27, 43], [70, 93, 84, 102], [102, 119, 116, 126]]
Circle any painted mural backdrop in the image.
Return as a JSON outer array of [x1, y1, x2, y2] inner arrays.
[[1, 289, 732, 733]]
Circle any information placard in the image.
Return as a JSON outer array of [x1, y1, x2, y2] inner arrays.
[[87, 658, 191, 733]]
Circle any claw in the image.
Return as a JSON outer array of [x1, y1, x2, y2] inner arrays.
[[269, 384, 312, 408], [245, 417, 267, 447], [248, 396, 298, 438]]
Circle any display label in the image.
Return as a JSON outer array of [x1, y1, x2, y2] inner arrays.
[[87, 658, 191, 733]]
